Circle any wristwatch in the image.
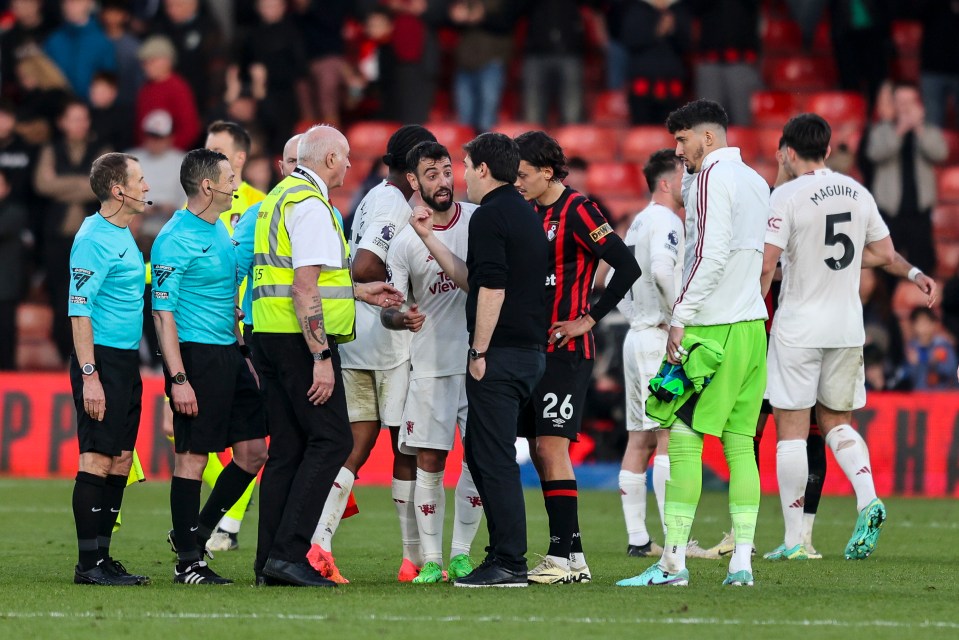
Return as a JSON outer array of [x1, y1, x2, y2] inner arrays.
[[80, 363, 96, 376], [312, 349, 333, 361], [172, 372, 188, 385], [468, 348, 486, 360]]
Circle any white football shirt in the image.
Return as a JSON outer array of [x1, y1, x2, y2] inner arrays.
[[622, 203, 684, 332], [387, 202, 476, 379], [339, 180, 414, 370], [766, 168, 890, 348]]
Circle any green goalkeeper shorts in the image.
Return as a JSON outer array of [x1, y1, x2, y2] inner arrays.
[[684, 320, 767, 438]]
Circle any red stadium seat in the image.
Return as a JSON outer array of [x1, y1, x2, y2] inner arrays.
[[346, 121, 402, 160], [762, 56, 837, 92], [425, 121, 474, 164], [938, 168, 959, 204], [727, 126, 761, 164], [621, 126, 676, 164], [553, 125, 621, 162], [935, 240, 959, 278], [491, 121, 541, 141], [892, 20, 922, 56], [933, 204, 959, 240], [586, 162, 645, 198], [342, 157, 374, 192], [603, 196, 647, 223], [805, 91, 867, 129], [756, 126, 784, 160], [943, 130, 959, 164], [751, 91, 801, 128], [751, 160, 779, 188], [762, 18, 803, 54], [592, 91, 629, 126]]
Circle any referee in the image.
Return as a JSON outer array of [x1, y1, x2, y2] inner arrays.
[[253, 124, 401, 587], [69, 152, 152, 586], [151, 149, 268, 585]]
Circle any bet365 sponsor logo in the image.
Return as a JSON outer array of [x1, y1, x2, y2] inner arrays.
[[71, 268, 93, 290]]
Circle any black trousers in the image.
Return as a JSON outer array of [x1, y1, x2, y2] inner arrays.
[[254, 333, 353, 571], [463, 346, 545, 572]]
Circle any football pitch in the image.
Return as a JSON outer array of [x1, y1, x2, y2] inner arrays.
[[1, 479, 957, 639]]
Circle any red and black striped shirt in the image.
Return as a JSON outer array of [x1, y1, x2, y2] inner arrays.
[[535, 187, 616, 359]]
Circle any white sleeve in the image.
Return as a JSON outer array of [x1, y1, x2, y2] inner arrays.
[[765, 187, 792, 250], [650, 215, 681, 313], [356, 195, 410, 262], [672, 168, 733, 327], [863, 193, 891, 244], [285, 198, 343, 270]]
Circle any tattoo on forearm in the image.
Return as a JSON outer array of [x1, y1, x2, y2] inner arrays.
[[304, 311, 327, 345], [381, 308, 401, 329]]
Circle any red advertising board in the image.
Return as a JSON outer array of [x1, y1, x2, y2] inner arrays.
[[1, 373, 958, 496]]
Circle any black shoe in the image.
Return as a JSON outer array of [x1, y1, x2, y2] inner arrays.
[[453, 558, 527, 588], [74, 562, 141, 586], [168, 529, 214, 560], [627, 542, 654, 557], [263, 558, 337, 587], [103, 557, 151, 585], [173, 560, 233, 585], [255, 572, 290, 587]]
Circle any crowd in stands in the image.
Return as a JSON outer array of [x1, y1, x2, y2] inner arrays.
[[1, 0, 958, 458]]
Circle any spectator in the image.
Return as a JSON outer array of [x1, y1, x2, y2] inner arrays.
[[0, 100, 39, 209], [616, 0, 691, 126], [0, 170, 27, 370], [228, 0, 307, 153], [43, 0, 117, 99], [126, 109, 186, 218], [565, 156, 614, 223], [99, 0, 144, 107], [863, 343, 892, 391], [857, 79, 895, 192], [33, 99, 107, 363], [829, 0, 892, 107], [154, 0, 225, 116], [347, 7, 398, 119], [88, 72, 134, 152], [449, 0, 514, 132], [860, 267, 906, 385], [687, 0, 762, 126], [904, 307, 958, 390], [13, 48, 74, 145], [134, 35, 201, 151], [915, 0, 959, 129], [0, 0, 55, 99], [865, 83, 947, 275], [520, 0, 592, 126], [292, 0, 354, 127]]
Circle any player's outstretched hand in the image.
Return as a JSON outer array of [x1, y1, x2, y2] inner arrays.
[[915, 273, 938, 307], [410, 205, 434, 239], [403, 304, 426, 332], [355, 282, 404, 308]]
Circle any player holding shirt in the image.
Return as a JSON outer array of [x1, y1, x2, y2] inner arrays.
[[761, 114, 891, 561], [514, 131, 641, 585], [615, 149, 685, 558], [384, 141, 482, 584], [69, 152, 152, 586], [312, 125, 437, 583], [152, 149, 268, 584]]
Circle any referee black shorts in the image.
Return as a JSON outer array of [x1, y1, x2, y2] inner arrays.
[[70, 347, 142, 457], [518, 349, 594, 442], [167, 342, 266, 454]]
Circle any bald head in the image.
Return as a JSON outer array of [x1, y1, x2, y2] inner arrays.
[[279, 133, 302, 177], [298, 125, 351, 189]]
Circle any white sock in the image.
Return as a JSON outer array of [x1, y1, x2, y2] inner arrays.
[[569, 551, 587, 569], [311, 467, 354, 551], [801, 513, 816, 544], [661, 542, 687, 573], [826, 425, 878, 512], [652, 454, 669, 536], [776, 439, 808, 548], [545, 554, 570, 571], [414, 468, 445, 565], [728, 543, 753, 574], [392, 477, 423, 565], [618, 470, 649, 546], [451, 462, 482, 559], [216, 515, 241, 534]]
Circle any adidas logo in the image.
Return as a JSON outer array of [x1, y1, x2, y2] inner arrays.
[[789, 497, 805, 509], [856, 466, 871, 476]]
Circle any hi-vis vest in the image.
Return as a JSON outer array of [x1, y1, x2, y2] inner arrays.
[[252, 171, 355, 341]]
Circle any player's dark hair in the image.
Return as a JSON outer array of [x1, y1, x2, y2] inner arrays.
[[90, 152, 139, 202], [643, 149, 681, 192], [514, 130, 569, 181], [781, 113, 830, 161], [666, 99, 729, 133], [207, 120, 252, 155], [406, 141, 451, 176], [383, 124, 436, 172], [180, 148, 228, 197], [463, 132, 520, 184]]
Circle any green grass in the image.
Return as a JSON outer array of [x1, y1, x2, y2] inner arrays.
[[1, 479, 957, 639]]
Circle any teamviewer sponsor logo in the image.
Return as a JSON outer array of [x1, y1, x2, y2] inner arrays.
[[71, 268, 93, 290]]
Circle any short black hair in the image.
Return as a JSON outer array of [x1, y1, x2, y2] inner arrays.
[[207, 120, 252, 155], [180, 148, 228, 197], [463, 132, 520, 184], [90, 152, 138, 202], [666, 99, 729, 134], [91, 71, 118, 87], [384, 124, 436, 172], [781, 113, 830, 161], [514, 130, 569, 181], [567, 156, 588, 172], [643, 149, 681, 192], [406, 141, 451, 175], [909, 306, 937, 323]]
